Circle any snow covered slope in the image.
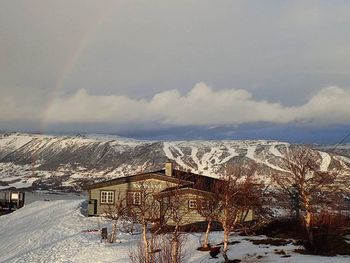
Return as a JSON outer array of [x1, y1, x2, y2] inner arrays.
[[316, 143, 350, 158], [0, 132, 349, 191], [1, 199, 349, 263], [0, 200, 133, 262]]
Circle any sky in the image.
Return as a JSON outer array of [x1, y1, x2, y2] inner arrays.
[[0, 0, 350, 143]]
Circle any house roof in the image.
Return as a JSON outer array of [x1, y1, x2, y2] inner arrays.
[[84, 171, 193, 190], [169, 170, 221, 192], [84, 168, 222, 193]]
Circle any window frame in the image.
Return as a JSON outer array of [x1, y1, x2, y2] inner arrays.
[[100, 190, 115, 205], [127, 191, 142, 206], [200, 199, 211, 210], [188, 199, 197, 209]]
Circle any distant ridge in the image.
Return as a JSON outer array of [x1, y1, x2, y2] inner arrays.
[[0, 132, 349, 192]]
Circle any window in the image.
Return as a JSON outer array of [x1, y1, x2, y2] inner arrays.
[[188, 199, 197, 209], [127, 191, 142, 205], [101, 191, 114, 204], [200, 200, 210, 210]]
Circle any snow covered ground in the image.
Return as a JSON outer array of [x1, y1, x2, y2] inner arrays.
[[0, 200, 349, 263], [23, 191, 87, 204]]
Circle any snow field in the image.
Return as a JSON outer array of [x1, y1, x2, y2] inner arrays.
[[1, 200, 349, 262]]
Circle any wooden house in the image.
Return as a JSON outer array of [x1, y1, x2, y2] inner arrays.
[[85, 162, 254, 225]]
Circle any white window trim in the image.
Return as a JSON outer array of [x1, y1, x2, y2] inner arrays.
[[133, 192, 141, 205], [128, 191, 142, 205], [101, 191, 114, 204], [188, 199, 197, 209]]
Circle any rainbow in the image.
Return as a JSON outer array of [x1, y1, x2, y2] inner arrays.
[[31, 10, 110, 175], [39, 10, 108, 133]]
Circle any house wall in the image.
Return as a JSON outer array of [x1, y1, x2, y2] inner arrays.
[[162, 193, 254, 225], [88, 178, 177, 216], [243, 209, 254, 221], [162, 193, 207, 226], [88, 179, 255, 225]]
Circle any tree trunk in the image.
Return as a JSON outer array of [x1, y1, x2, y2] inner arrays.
[[303, 194, 311, 227], [223, 225, 229, 262], [295, 206, 300, 222], [222, 198, 230, 262], [303, 197, 314, 250], [149, 232, 156, 263], [203, 220, 212, 248], [109, 222, 117, 243], [172, 225, 179, 263], [142, 223, 150, 263], [172, 237, 179, 263]]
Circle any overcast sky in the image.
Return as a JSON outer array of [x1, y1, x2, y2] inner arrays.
[[1, 1, 350, 143]]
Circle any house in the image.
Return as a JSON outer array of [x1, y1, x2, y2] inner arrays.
[[85, 162, 254, 225]]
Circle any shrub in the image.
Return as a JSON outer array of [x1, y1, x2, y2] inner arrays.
[[303, 211, 348, 255]]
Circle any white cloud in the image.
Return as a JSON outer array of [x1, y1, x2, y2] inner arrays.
[[34, 83, 350, 127], [294, 86, 350, 124]]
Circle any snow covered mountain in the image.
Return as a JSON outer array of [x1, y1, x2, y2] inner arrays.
[[315, 143, 350, 159], [0, 132, 349, 192]]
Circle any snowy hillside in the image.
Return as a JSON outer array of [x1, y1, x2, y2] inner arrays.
[[316, 143, 350, 159], [0, 132, 349, 191], [0, 199, 349, 263]]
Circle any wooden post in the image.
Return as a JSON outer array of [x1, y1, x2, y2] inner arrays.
[[101, 227, 108, 242]]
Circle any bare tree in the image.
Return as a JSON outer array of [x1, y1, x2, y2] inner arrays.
[[102, 192, 128, 243], [215, 164, 262, 262], [195, 193, 220, 249], [129, 232, 187, 263], [160, 184, 190, 263], [272, 146, 342, 248], [127, 181, 163, 263]]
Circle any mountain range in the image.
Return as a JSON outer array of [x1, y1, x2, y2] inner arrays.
[[0, 132, 349, 192]]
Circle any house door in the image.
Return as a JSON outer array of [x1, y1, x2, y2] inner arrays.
[[89, 199, 98, 215], [93, 199, 97, 214]]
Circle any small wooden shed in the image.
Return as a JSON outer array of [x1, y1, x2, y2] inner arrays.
[[0, 191, 25, 213]]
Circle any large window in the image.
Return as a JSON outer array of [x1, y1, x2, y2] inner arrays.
[[127, 191, 142, 205], [100, 191, 114, 204]]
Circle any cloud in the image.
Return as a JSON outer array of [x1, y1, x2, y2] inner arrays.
[[2, 0, 350, 113], [31, 83, 349, 127], [0, 86, 49, 122], [295, 86, 350, 124]]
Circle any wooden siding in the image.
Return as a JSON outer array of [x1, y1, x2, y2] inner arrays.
[[162, 193, 207, 225]]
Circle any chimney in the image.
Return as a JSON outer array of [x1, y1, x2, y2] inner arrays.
[[165, 161, 174, 177]]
